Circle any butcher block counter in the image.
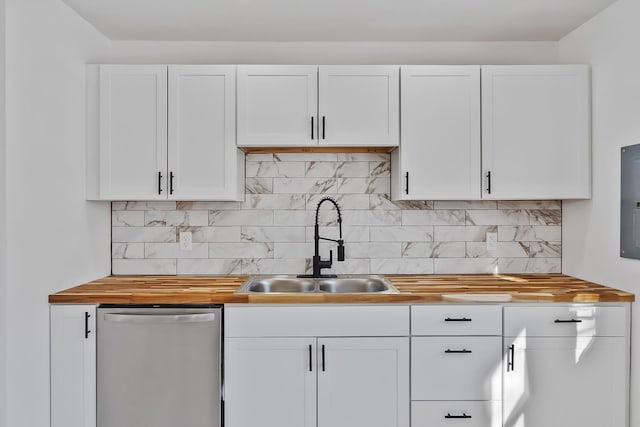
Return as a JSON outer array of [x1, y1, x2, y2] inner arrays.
[[48, 274, 634, 304]]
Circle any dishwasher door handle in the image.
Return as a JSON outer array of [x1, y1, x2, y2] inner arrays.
[[104, 313, 216, 324]]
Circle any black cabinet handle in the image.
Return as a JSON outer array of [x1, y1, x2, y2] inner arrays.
[[405, 172, 409, 195], [308, 344, 313, 372], [444, 317, 472, 322], [486, 171, 492, 194], [158, 171, 163, 195], [322, 116, 326, 140], [444, 349, 472, 354], [445, 413, 472, 419], [311, 117, 315, 140], [554, 318, 582, 323], [169, 172, 175, 195], [84, 312, 91, 339], [321, 344, 325, 371], [507, 344, 515, 372]]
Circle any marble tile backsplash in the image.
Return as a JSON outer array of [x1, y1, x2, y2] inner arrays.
[[111, 153, 562, 275]]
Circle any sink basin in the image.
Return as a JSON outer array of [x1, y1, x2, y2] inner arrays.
[[235, 275, 398, 294], [318, 277, 393, 293], [242, 277, 315, 293]]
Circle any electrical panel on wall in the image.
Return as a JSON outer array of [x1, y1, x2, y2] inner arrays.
[[621, 144, 640, 259]]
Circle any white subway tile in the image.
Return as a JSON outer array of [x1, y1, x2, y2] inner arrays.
[[273, 177, 336, 194], [177, 201, 242, 210], [434, 226, 497, 242], [245, 177, 273, 194], [528, 209, 562, 225], [246, 161, 306, 178], [403, 210, 466, 226], [337, 153, 389, 162], [498, 258, 561, 274], [145, 243, 209, 259], [466, 242, 528, 258], [498, 226, 562, 242], [112, 259, 177, 275], [145, 210, 208, 227], [242, 226, 306, 243], [112, 243, 145, 259], [402, 242, 466, 258], [305, 161, 370, 178], [112, 211, 145, 227], [274, 210, 309, 226], [111, 201, 176, 211], [112, 227, 176, 243], [369, 210, 402, 226], [370, 258, 434, 274], [307, 194, 370, 210], [177, 226, 241, 243], [209, 242, 273, 258], [370, 226, 433, 242], [324, 259, 370, 275], [369, 162, 391, 177], [337, 178, 389, 194], [347, 242, 402, 259], [209, 210, 273, 226], [305, 226, 370, 243], [465, 209, 530, 226], [498, 200, 561, 210], [245, 153, 274, 161], [177, 259, 242, 275], [243, 194, 305, 210], [434, 258, 498, 274], [241, 258, 307, 275], [433, 201, 497, 210]]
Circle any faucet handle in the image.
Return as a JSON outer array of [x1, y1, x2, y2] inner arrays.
[[337, 241, 345, 262], [329, 250, 333, 263]]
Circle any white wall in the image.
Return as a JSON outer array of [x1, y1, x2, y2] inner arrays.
[[558, 0, 640, 424], [110, 40, 557, 64], [0, 0, 6, 424], [4, 0, 111, 425]]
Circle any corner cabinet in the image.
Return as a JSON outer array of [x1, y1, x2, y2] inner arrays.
[[503, 305, 629, 427], [87, 65, 244, 201], [236, 65, 399, 147], [50, 305, 96, 427], [224, 305, 410, 427]]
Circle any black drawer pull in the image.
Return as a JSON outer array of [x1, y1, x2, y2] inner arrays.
[[507, 344, 515, 372], [554, 318, 582, 323], [84, 312, 91, 339], [445, 317, 472, 322], [444, 349, 472, 354], [445, 413, 472, 419], [308, 344, 313, 372]]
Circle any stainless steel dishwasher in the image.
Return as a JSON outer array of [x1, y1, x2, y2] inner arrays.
[[97, 305, 222, 427]]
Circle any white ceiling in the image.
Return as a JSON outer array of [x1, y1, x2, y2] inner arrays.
[[61, 0, 617, 42]]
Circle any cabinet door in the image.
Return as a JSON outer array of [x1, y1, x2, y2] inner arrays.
[[237, 65, 318, 146], [168, 65, 244, 201], [319, 66, 399, 146], [317, 337, 409, 427], [99, 65, 168, 199], [481, 65, 590, 199], [225, 337, 316, 427], [503, 336, 627, 427], [393, 66, 480, 200], [50, 305, 96, 427]]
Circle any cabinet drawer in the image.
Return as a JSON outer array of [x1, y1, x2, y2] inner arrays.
[[411, 305, 501, 336], [411, 337, 502, 400], [225, 305, 409, 337], [504, 305, 627, 337], [411, 401, 501, 427]]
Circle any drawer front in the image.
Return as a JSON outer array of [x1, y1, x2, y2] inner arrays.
[[411, 401, 501, 427], [504, 305, 627, 337], [225, 305, 409, 337], [411, 305, 502, 336], [411, 337, 502, 400]]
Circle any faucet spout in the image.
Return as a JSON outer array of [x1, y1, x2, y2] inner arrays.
[[298, 197, 345, 278]]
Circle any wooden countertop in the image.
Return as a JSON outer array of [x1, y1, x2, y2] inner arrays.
[[48, 274, 634, 304]]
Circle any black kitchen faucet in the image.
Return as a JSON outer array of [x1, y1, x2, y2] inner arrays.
[[298, 197, 345, 278]]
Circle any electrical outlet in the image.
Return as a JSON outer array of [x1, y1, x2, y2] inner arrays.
[[179, 232, 193, 251], [486, 232, 498, 251]]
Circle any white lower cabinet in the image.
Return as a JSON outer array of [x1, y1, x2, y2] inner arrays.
[[224, 305, 410, 427], [503, 305, 629, 427], [50, 305, 97, 427]]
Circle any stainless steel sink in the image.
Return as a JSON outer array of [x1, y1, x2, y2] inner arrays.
[[235, 275, 398, 294]]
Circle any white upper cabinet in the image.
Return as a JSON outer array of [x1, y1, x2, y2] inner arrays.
[[392, 66, 481, 200], [237, 65, 318, 146], [481, 65, 591, 199], [88, 64, 243, 201], [236, 65, 400, 147], [319, 66, 399, 146], [168, 65, 244, 200], [98, 65, 168, 200]]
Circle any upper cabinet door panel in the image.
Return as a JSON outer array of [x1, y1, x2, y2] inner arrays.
[[237, 65, 318, 146], [99, 65, 168, 199], [481, 65, 591, 200], [319, 66, 399, 146], [168, 65, 243, 201], [398, 66, 481, 200]]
